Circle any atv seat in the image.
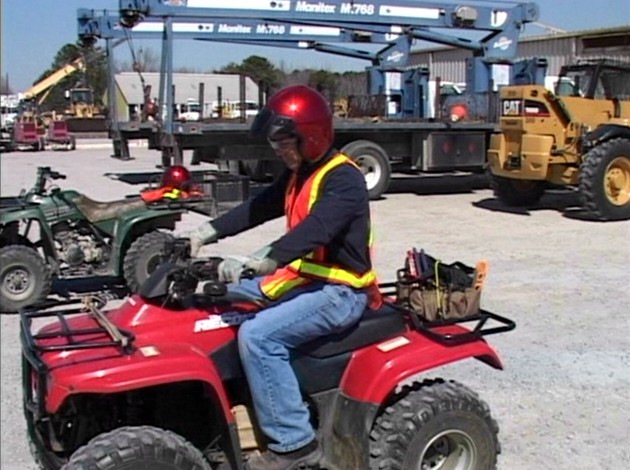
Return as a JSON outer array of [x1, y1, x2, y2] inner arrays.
[[297, 302, 407, 359], [291, 302, 408, 394], [75, 195, 147, 223]]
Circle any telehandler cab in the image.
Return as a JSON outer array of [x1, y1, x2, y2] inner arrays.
[[488, 59, 630, 220]]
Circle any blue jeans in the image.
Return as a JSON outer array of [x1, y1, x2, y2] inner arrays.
[[229, 278, 368, 453]]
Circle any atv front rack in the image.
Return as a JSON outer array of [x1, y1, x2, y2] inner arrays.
[[379, 282, 516, 345], [20, 297, 135, 354], [21, 297, 135, 420]]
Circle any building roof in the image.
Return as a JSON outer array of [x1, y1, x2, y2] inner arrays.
[[115, 72, 259, 104]]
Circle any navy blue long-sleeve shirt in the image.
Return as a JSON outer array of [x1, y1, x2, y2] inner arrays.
[[211, 151, 373, 275]]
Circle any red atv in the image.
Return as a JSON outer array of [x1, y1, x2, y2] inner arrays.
[[21, 239, 515, 470]]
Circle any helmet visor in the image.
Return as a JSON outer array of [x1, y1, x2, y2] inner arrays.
[[250, 106, 295, 139]]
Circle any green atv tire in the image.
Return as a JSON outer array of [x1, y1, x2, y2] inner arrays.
[[123, 231, 175, 293], [0, 245, 52, 313]]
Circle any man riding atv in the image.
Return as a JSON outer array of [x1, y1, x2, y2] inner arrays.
[[186, 85, 378, 470]]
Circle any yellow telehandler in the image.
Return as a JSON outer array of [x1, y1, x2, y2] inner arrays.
[[488, 59, 630, 220]]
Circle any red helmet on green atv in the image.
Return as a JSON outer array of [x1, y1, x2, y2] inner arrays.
[[251, 85, 334, 161], [161, 165, 191, 189]]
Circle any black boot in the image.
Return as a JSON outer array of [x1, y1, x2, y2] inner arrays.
[[244, 440, 321, 470]]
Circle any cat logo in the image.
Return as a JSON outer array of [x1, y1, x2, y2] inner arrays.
[[502, 100, 522, 116]]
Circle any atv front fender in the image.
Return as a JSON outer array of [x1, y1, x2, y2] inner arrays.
[[110, 208, 182, 270], [45, 342, 232, 419], [0, 210, 56, 258], [340, 328, 503, 404]]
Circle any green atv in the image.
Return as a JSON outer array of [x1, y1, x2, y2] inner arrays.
[[0, 166, 186, 312]]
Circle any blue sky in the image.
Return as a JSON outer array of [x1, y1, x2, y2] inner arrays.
[[1, 0, 629, 92]]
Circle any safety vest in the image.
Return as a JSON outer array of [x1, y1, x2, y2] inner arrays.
[[260, 154, 378, 301]]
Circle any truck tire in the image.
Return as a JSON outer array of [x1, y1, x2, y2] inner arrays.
[[62, 426, 211, 470], [341, 140, 391, 200], [123, 231, 175, 293], [0, 245, 52, 313], [370, 380, 499, 470], [579, 138, 630, 221], [491, 175, 545, 206]]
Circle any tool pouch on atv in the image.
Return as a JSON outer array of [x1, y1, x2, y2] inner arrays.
[[396, 250, 482, 322]]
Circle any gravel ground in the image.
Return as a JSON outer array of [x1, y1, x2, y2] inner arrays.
[[1, 146, 629, 469]]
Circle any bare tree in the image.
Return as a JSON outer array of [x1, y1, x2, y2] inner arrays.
[[116, 47, 161, 72]]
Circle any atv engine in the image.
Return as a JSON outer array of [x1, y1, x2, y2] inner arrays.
[[53, 222, 107, 267]]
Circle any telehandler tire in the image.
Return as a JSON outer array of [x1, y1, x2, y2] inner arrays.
[[0, 245, 52, 313], [123, 231, 175, 293], [579, 138, 630, 221], [491, 175, 545, 207], [61, 426, 211, 470], [370, 379, 499, 470], [341, 140, 391, 200]]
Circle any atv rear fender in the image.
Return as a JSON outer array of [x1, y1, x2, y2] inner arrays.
[[111, 209, 182, 271], [340, 329, 503, 404]]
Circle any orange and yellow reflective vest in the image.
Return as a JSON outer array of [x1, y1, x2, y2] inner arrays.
[[260, 154, 379, 302]]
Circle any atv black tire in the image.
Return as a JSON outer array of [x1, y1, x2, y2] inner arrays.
[[370, 379, 500, 470], [62, 426, 211, 470], [491, 175, 546, 207], [341, 140, 391, 200], [579, 138, 630, 221], [123, 231, 175, 293], [0, 245, 52, 313], [25, 417, 67, 470]]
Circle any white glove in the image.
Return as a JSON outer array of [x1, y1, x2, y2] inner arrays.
[[218, 256, 251, 283], [183, 223, 219, 257], [218, 246, 278, 283]]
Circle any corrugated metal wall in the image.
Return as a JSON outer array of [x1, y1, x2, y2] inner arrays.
[[409, 27, 630, 82]]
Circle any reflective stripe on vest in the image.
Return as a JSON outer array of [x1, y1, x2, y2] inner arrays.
[[260, 154, 377, 300]]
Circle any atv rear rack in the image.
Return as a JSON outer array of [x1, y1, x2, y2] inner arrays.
[[379, 282, 516, 345]]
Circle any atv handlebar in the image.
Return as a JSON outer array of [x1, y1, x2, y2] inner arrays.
[[34, 166, 67, 194], [139, 238, 257, 302]]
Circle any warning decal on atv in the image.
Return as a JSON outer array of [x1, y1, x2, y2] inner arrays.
[[377, 336, 411, 352], [194, 312, 256, 332]]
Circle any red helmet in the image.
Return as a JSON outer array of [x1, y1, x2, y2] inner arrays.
[[161, 165, 191, 189], [251, 85, 333, 161]]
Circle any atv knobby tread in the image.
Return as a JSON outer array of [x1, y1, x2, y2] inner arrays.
[[369, 379, 500, 470], [0, 245, 52, 313], [62, 426, 210, 470], [579, 137, 630, 220], [123, 231, 174, 293]]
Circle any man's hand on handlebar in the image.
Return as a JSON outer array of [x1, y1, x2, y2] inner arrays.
[[218, 252, 278, 284]]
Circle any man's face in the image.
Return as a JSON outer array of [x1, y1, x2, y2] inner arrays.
[[269, 135, 302, 171]]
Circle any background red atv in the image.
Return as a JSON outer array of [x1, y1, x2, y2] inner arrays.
[[21, 239, 515, 470]]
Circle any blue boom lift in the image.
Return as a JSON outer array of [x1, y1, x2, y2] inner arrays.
[[79, 0, 543, 198]]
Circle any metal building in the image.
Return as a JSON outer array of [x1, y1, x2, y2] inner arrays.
[[409, 25, 630, 83], [110, 72, 260, 121]]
